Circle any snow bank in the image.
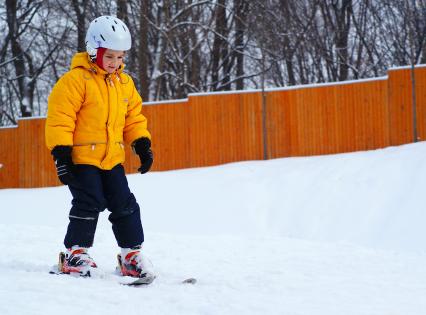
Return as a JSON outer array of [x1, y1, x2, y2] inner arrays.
[[2, 141, 426, 252]]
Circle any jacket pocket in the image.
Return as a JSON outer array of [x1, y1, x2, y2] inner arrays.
[[72, 142, 107, 165], [111, 141, 126, 163]]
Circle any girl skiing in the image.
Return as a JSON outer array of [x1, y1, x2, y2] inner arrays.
[[45, 16, 154, 281]]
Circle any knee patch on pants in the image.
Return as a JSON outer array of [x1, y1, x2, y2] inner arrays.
[[108, 193, 139, 222]]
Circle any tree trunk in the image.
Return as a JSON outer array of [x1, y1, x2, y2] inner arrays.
[[138, 0, 150, 101], [234, 0, 248, 90], [116, 0, 128, 21], [211, 0, 227, 90], [335, 0, 352, 81], [71, 0, 88, 52], [6, 0, 31, 117]]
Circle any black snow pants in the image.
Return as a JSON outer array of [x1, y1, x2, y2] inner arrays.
[[64, 164, 144, 249]]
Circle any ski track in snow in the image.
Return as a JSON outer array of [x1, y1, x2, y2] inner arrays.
[[1, 142, 426, 315]]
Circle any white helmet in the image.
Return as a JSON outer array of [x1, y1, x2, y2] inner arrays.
[[85, 15, 132, 60]]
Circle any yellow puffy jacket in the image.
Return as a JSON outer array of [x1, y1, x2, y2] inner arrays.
[[45, 52, 151, 170]]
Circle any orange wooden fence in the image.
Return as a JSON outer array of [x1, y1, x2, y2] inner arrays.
[[1, 66, 425, 188]]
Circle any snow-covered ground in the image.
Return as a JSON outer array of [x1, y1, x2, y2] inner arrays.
[[1, 142, 426, 315]]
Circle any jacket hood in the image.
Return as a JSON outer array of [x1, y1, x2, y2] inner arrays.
[[70, 52, 125, 75]]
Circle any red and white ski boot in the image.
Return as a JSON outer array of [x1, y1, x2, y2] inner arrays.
[[58, 246, 97, 277], [117, 246, 156, 284]]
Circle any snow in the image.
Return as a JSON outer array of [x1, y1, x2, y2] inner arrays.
[[389, 64, 426, 71], [144, 98, 189, 106], [1, 142, 426, 315]]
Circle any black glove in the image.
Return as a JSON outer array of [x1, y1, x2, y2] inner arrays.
[[51, 146, 75, 185], [133, 138, 153, 174]]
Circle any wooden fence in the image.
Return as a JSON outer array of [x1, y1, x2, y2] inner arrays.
[[1, 66, 425, 188]]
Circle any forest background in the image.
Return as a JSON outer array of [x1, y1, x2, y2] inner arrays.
[[1, 0, 425, 127]]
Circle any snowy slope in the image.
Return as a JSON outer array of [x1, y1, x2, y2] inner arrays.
[[1, 142, 426, 315]]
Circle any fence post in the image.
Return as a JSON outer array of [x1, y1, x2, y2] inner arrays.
[[410, 64, 418, 142], [260, 40, 268, 160]]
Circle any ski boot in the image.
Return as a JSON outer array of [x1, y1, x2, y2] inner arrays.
[[117, 246, 156, 284], [58, 246, 97, 277]]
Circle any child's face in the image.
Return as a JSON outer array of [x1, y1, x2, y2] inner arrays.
[[102, 49, 125, 73]]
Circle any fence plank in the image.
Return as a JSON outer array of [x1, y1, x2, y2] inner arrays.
[[414, 67, 426, 141], [388, 69, 414, 145], [0, 127, 19, 188]]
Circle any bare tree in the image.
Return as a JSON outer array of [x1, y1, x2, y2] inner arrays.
[[1, 0, 426, 126], [233, 0, 248, 90], [5, 0, 43, 117], [137, 0, 151, 100], [318, 0, 353, 81], [1, 0, 73, 125], [70, 0, 89, 52]]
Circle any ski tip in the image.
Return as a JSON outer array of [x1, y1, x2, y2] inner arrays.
[[49, 265, 61, 275], [120, 275, 156, 286], [182, 277, 197, 284]]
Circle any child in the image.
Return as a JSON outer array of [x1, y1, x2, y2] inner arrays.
[[45, 16, 154, 280]]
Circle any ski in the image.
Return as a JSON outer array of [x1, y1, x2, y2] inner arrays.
[[49, 251, 194, 286], [118, 274, 156, 286], [50, 267, 195, 286], [49, 264, 94, 278], [181, 277, 197, 284], [49, 264, 156, 285]]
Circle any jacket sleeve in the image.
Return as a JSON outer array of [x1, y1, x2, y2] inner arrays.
[[45, 71, 84, 150], [123, 75, 151, 145]]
